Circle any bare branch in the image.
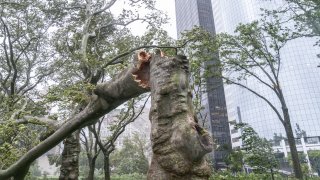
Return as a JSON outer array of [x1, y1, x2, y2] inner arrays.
[[223, 77, 284, 124], [230, 36, 279, 90], [103, 45, 182, 68], [92, 0, 118, 16], [0, 18, 12, 91], [228, 59, 276, 93], [63, 5, 86, 10]]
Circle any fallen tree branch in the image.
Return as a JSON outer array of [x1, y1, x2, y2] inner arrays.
[[0, 53, 151, 179]]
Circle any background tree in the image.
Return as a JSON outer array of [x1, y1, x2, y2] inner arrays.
[[0, 1, 63, 178], [110, 133, 149, 175], [179, 12, 304, 177], [91, 96, 149, 180], [79, 95, 148, 180], [287, 152, 311, 177], [80, 124, 100, 180], [225, 149, 244, 174], [210, 16, 303, 179], [235, 123, 278, 179], [214, 17, 304, 178], [268, 0, 320, 66], [308, 150, 320, 176]]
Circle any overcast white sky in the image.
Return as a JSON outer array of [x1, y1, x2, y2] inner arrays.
[[115, 0, 177, 39], [156, 0, 177, 38]]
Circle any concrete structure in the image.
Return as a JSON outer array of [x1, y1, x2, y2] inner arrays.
[[273, 136, 320, 171], [175, 0, 231, 168]]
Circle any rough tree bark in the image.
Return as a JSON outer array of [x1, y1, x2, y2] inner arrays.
[[143, 54, 214, 180], [59, 131, 80, 180]]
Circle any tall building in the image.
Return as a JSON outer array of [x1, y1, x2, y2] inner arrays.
[[211, 0, 320, 150], [175, 0, 231, 168]]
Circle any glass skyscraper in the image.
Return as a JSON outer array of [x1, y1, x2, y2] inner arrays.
[[175, 0, 231, 168], [211, 0, 320, 148]]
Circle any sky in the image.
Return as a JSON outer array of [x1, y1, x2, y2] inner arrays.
[[155, 0, 177, 38], [111, 0, 177, 39]]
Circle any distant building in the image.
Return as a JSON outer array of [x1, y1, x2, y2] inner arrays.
[[175, 0, 232, 168]]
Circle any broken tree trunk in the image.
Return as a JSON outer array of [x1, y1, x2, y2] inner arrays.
[[140, 54, 214, 180]]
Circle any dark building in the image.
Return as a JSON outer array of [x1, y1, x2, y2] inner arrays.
[[175, 0, 231, 168]]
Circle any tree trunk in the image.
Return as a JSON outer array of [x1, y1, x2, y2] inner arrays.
[[270, 168, 274, 180], [59, 131, 80, 180], [104, 154, 110, 180], [87, 156, 97, 180], [12, 164, 30, 180], [147, 55, 214, 180], [282, 107, 303, 179]]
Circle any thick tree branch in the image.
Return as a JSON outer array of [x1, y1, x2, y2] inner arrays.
[[18, 116, 59, 128]]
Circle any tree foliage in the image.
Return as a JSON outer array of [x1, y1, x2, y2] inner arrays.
[[180, 12, 304, 177], [0, 0, 60, 169], [225, 149, 244, 173], [308, 150, 320, 174], [110, 133, 149, 175], [235, 123, 278, 174], [278, 0, 320, 36]]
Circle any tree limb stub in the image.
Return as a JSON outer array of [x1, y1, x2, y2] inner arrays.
[[0, 52, 151, 179]]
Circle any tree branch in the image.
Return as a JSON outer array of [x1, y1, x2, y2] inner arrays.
[[229, 36, 279, 96], [223, 77, 284, 124], [7, 99, 27, 121], [103, 45, 182, 68], [228, 60, 276, 93], [92, 0, 118, 16], [1, 18, 17, 96], [0, 53, 154, 179]]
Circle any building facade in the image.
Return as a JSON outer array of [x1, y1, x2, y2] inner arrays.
[[211, 0, 320, 149], [175, 0, 232, 167]]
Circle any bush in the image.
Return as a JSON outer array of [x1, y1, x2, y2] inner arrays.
[[111, 173, 147, 180], [209, 171, 320, 180]]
